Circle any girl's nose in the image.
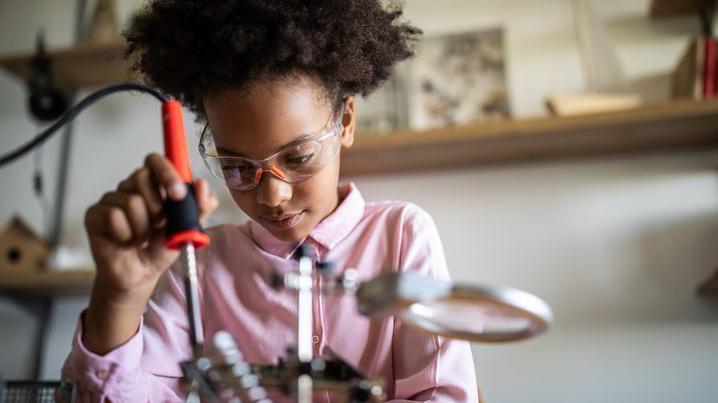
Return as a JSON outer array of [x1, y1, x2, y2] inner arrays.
[[255, 173, 292, 207]]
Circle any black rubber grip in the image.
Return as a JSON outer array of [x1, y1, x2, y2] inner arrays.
[[164, 183, 203, 237]]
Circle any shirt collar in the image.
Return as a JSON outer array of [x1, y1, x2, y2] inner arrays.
[[249, 182, 365, 259]]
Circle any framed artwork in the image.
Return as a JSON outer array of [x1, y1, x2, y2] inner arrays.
[[354, 66, 409, 134], [408, 27, 510, 130]]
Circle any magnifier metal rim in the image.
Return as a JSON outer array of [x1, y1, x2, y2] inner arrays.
[[357, 272, 553, 343], [401, 284, 554, 343]]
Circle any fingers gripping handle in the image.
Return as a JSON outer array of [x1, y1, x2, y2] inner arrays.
[[162, 100, 210, 250]]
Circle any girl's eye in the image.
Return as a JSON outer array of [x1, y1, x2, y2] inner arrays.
[[285, 153, 314, 165], [221, 162, 253, 173]]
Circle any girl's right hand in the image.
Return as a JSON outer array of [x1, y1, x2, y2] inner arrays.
[[82, 153, 218, 354]]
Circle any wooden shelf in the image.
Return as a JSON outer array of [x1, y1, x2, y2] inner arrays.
[[0, 41, 129, 89], [0, 270, 95, 296], [1, 43, 716, 177], [649, 0, 702, 19], [340, 99, 718, 177]]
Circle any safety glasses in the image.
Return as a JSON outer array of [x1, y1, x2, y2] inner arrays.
[[199, 105, 344, 191]]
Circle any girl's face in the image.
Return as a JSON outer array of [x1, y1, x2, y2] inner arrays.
[[202, 76, 355, 243]]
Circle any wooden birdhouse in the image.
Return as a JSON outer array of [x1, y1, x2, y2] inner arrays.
[[0, 216, 50, 273]]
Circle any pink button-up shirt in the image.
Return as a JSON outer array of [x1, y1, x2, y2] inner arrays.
[[62, 183, 478, 402]]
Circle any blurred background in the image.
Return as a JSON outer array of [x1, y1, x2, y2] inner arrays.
[[1, 0, 717, 402]]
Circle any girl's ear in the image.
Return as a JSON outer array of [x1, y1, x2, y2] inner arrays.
[[340, 96, 356, 148]]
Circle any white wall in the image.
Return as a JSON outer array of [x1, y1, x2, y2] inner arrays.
[[1, 1, 717, 402], [351, 151, 718, 402]]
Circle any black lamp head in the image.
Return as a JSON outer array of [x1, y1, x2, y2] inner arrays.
[[27, 29, 68, 122]]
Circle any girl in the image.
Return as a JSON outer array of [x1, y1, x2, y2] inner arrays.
[[62, 0, 479, 401]]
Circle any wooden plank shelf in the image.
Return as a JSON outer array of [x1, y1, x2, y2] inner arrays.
[[0, 270, 95, 296], [649, 0, 703, 19], [2, 43, 717, 178], [341, 99, 718, 177], [0, 41, 129, 89]]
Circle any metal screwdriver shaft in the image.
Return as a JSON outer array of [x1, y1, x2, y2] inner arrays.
[[181, 243, 204, 353]]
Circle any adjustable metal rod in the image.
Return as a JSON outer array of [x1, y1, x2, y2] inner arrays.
[[296, 251, 314, 403]]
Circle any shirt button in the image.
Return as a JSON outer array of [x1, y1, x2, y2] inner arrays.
[[312, 335, 320, 344], [96, 369, 109, 380]]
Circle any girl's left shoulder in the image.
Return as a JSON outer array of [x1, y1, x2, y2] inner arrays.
[[363, 199, 437, 233]]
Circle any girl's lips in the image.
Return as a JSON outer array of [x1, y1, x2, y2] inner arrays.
[[261, 211, 304, 230]]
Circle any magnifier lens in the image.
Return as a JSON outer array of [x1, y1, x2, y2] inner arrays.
[[405, 298, 535, 336], [357, 272, 553, 343]]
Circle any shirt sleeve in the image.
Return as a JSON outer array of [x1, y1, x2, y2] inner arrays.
[[61, 262, 194, 403], [388, 204, 479, 403]]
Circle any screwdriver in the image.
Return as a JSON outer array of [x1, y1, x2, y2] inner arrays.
[[161, 100, 210, 357]]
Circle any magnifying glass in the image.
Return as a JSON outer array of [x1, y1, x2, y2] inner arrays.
[[356, 272, 553, 343]]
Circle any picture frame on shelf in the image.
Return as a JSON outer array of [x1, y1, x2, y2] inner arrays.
[[355, 64, 410, 135], [407, 27, 510, 130]]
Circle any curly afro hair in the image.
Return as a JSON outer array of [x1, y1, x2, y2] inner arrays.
[[124, 0, 421, 118]]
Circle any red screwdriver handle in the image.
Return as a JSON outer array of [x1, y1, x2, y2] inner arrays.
[[162, 100, 210, 250]]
